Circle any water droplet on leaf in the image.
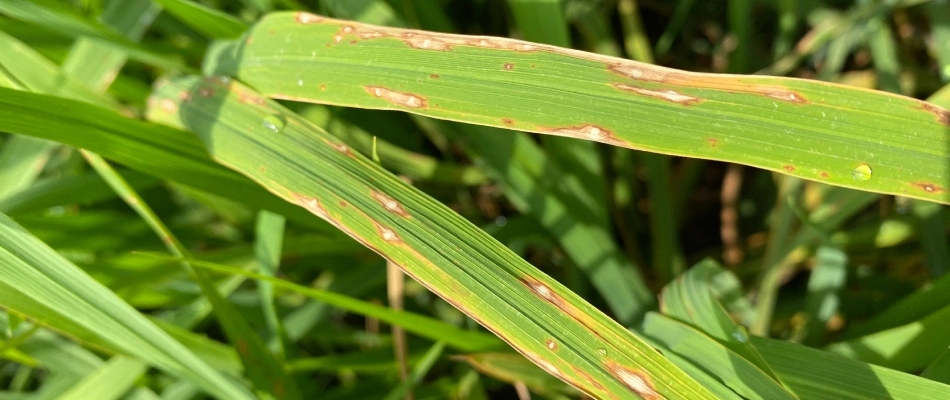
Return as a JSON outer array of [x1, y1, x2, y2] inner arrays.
[[262, 115, 284, 133], [851, 164, 872, 182], [297, 79, 304, 86], [732, 325, 749, 343]]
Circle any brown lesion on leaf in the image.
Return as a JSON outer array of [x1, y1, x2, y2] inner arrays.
[[294, 12, 324, 24], [292, 193, 331, 220], [237, 90, 266, 105], [504, 63, 514, 71], [608, 61, 808, 104], [323, 17, 547, 53], [501, 118, 515, 125], [330, 142, 352, 156], [177, 90, 192, 102], [429, 74, 440, 79], [604, 362, 660, 399], [912, 182, 946, 194], [198, 87, 214, 98], [520, 277, 567, 310], [762, 89, 808, 104], [364, 86, 428, 109], [820, 171, 830, 178], [373, 221, 402, 243], [783, 165, 796, 172], [545, 339, 557, 351], [707, 137, 718, 147], [371, 190, 410, 217], [522, 351, 562, 378], [921, 103, 950, 126], [608, 63, 673, 82], [537, 124, 628, 147], [613, 83, 702, 105]]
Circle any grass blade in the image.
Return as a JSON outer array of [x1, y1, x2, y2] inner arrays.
[[205, 12, 950, 204], [0, 212, 254, 399], [147, 75, 718, 399]]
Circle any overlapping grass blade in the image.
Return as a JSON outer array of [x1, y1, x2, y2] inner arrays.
[[205, 12, 950, 204], [146, 75, 717, 399], [0, 212, 253, 399]]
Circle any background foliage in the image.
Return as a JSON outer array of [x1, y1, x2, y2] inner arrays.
[[1, 0, 949, 399]]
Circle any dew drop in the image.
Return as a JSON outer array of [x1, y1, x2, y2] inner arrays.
[[851, 164, 873, 182], [597, 348, 607, 356], [262, 115, 284, 133], [731, 325, 749, 343], [494, 216, 507, 227], [297, 79, 304, 86]]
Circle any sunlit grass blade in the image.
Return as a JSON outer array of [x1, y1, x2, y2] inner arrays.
[[754, 336, 950, 399], [254, 210, 288, 356], [0, 212, 254, 399], [641, 313, 796, 399], [424, 118, 653, 323], [147, 75, 718, 399], [826, 304, 950, 372], [206, 12, 950, 205]]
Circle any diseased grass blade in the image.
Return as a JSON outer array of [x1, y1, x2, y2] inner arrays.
[[205, 12, 950, 205], [754, 336, 950, 399], [147, 75, 718, 399], [299, 106, 488, 185], [0, 87, 339, 233], [152, 0, 248, 39], [0, 212, 254, 399], [426, 118, 654, 323], [58, 356, 146, 400], [135, 251, 504, 352]]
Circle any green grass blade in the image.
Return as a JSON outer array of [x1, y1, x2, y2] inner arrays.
[[803, 246, 848, 345], [913, 200, 950, 278], [0, 87, 338, 232], [58, 356, 147, 400], [0, 136, 57, 200], [152, 0, 248, 39], [641, 313, 797, 400], [300, 106, 488, 185], [254, 210, 288, 356], [147, 75, 718, 399], [925, 0, 950, 82], [0, 212, 254, 399], [205, 12, 950, 204], [660, 260, 783, 382], [454, 352, 578, 398], [754, 336, 950, 399], [922, 349, 950, 385], [0, 0, 185, 71], [81, 152, 301, 400], [428, 118, 654, 323], [382, 341, 445, 400], [826, 304, 950, 373], [135, 251, 507, 352]]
